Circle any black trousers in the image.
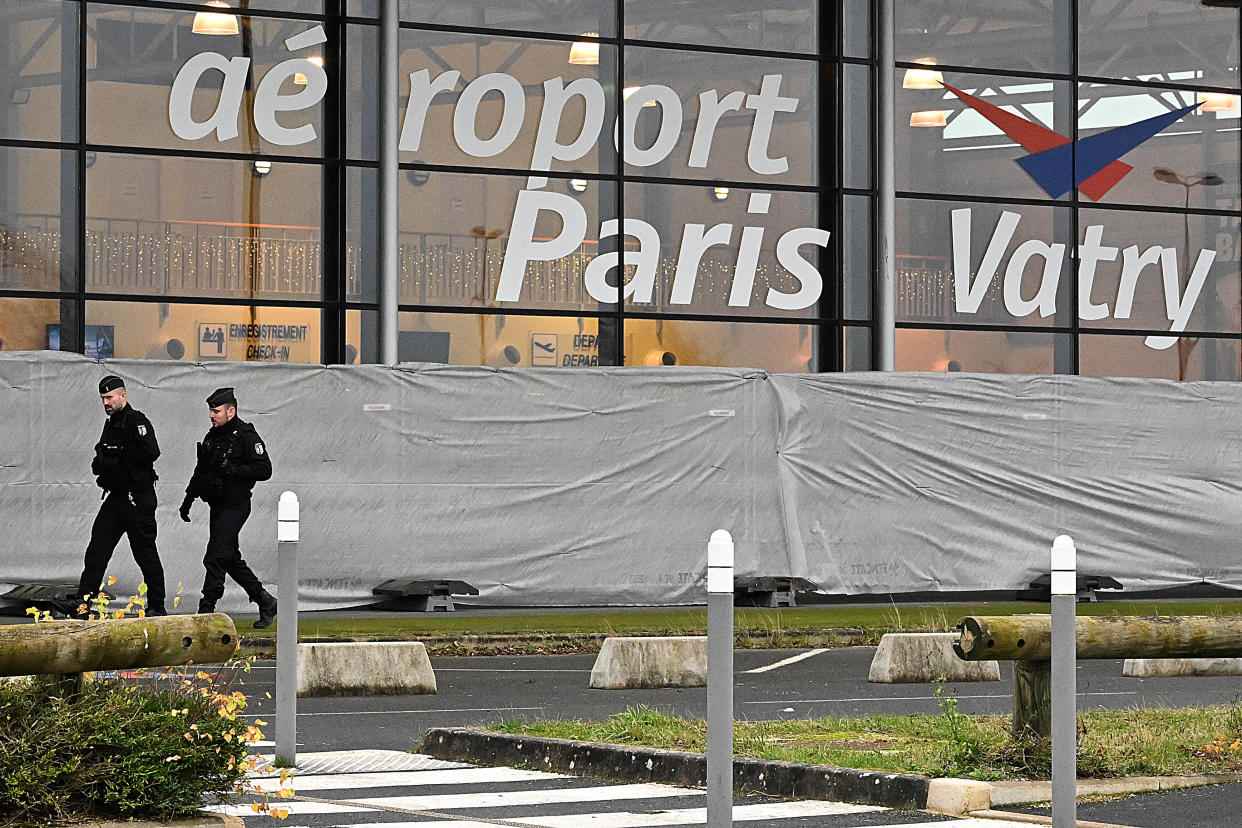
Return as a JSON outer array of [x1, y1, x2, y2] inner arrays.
[[201, 501, 265, 604], [78, 488, 166, 612]]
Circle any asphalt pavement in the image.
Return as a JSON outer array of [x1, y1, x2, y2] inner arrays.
[[233, 646, 1242, 753], [212, 646, 1242, 826]]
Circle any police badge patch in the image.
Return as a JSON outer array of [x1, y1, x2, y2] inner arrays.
[[255, 443, 264, 455], [137, 425, 147, 436]]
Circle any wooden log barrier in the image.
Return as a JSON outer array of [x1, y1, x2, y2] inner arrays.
[[0, 613, 239, 677], [953, 615, 1242, 737]]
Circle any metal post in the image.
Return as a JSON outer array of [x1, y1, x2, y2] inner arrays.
[[875, 0, 896, 370], [1050, 534, 1077, 828], [275, 491, 300, 767], [706, 530, 734, 828], [377, 0, 400, 366]]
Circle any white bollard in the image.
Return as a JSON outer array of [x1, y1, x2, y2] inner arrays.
[[276, 491, 299, 767], [1050, 534, 1077, 828], [706, 529, 734, 828]]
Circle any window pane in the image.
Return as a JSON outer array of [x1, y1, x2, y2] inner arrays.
[[398, 310, 601, 367], [85, 153, 322, 299], [1, 0, 77, 142], [1079, 0, 1238, 88], [1076, 82, 1239, 209], [353, 169, 612, 311], [844, 324, 870, 370], [896, 327, 1071, 374], [345, 307, 374, 364], [899, 72, 1074, 201], [1, 146, 74, 292], [349, 28, 617, 174], [843, 0, 870, 59], [87, 6, 326, 157], [896, 198, 1072, 328], [623, 46, 817, 186], [85, 300, 321, 362], [1079, 332, 1240, 382], [621, 182, 823, 320], [624, 0, 816, 54], [1078, 206, 1240, 336], [897, 0, 1071, 76], [842, 63, 872, 189], [348, 0, 613, 36], [623, 318, 817, 371], [0, 296, 70, 352], [843, 194, 871, 320]]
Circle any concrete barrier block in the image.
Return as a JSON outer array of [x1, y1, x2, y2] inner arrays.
[[1123, 657, 1242, 678], [589, 636, 707, 689], [925, 778, 992, 814], [868, 633, 1000, 684], [297, 642, 437, 697]]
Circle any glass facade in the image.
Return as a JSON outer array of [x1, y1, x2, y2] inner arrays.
[[896, 0, 1242, 380], [2, 1, 1240, 380]]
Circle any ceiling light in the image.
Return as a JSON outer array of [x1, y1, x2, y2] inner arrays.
[[568, 178, 588, 193], [1198, 90, 1238, 112], [294, 55, 324, 86], [192, 1, 239, 36], [623, 86, 658, 108], [569, 34, 599, 65], [910, 109, 949, 127], [902, 57, 943, 90], [252, 160, 272, 177], [712, 186, 729, 201]]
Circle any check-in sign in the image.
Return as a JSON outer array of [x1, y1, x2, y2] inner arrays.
[[198, 323, 227, 359], [531, 333, 558, 366]]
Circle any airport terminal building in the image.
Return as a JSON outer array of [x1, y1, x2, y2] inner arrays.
[[4, 2, 1242, 609], [2, 1, 1238, 378]]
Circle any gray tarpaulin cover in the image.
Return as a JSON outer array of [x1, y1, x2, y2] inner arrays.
[[1, 352, 1238, 610]]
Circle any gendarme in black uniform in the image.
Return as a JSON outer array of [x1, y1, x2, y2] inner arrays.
[[180, 386, 277, 626], [76, 375, 167, 616]]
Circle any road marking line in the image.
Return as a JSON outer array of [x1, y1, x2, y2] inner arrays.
[[743, 648, 829, 674], [250, 767, 570, 793], [745, 691, 1139, 705]]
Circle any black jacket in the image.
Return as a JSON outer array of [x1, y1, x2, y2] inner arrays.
[[91, 404, 159, 492], [185, 416, 272, 506]]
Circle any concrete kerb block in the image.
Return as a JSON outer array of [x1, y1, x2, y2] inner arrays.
[[925, 778, 992, 815], [590, 636, 707, 689], [868, 632, 1001, 684], [297, 641, 437, 697], [1122, 657, 1242, 678]]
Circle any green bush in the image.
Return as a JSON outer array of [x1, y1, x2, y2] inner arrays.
[[0, 673, 259, 826]]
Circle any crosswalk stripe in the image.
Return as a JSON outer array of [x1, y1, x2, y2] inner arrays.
[[213, 782, 695, 817], [250, 767, 570, 793], [261, 799, 888, 827], [879, 820, 1041, 828]]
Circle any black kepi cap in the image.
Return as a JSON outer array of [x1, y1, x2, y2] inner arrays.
[[99, 375, 125, 394], [206, 387, 237, 407]]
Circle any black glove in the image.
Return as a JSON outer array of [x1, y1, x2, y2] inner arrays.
[[179, 495, 193, 522]]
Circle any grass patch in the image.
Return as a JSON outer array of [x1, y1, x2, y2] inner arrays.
[[491, 701, 1242, 781], [239, 599, 1242, 655]]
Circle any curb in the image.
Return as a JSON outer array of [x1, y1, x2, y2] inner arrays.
[[241, 628, 866, 655], [420, 729, 1242, 816], [420, 728, 933, 810]]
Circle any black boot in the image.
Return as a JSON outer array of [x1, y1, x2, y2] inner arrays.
[[253, 591, 278, 629], [145, 604, 167, 617], [197, 599, 216, 614]]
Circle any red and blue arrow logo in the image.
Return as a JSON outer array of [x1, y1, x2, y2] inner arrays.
[[942, 83, 1199, 201]]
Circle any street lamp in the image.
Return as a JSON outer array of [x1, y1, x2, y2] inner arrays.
[[1152, 167, 1225, 380]]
